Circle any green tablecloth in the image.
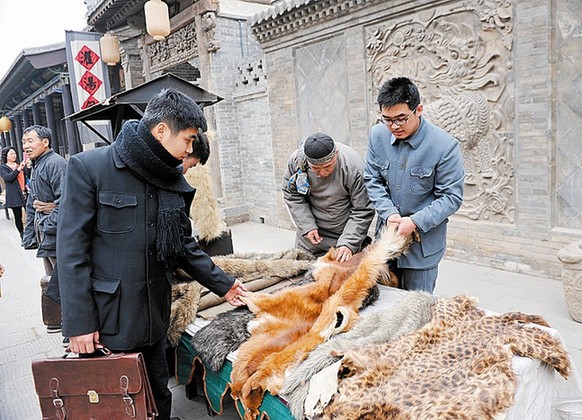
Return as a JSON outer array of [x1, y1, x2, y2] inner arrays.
[[176, 333, 294, 419]]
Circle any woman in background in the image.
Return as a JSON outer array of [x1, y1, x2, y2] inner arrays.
[[1, 147, 27, 238]]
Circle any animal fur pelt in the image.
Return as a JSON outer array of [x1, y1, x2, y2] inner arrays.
[[226, 248, 316, 261], [230, 224, 415, 420], [168, 250, 315, 347], [168, 280, 202, 347], [184, 149, 225, 242], [316, 295, 571, 420], [191, 307, 255, 372], [280, 291, 436, 420], [191, 278, 380, 373], [198, 250, 315, 309]]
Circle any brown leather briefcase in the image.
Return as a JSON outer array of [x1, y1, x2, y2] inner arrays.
[[32, 350, 157, 419]]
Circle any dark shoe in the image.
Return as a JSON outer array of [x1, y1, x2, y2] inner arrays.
[[62, 337, 70, 348], [46, 325, 62, 334]]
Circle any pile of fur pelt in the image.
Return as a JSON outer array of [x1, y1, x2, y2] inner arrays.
[[168, 248, 315, 347], [311, 295, 571, 419], [230, 224, 415, 420], [280, 291, 436, 419], [189, 277, 380, 374]]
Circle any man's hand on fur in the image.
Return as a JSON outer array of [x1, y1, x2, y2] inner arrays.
[[225, 279, 248, 307], [387, 215, 417, 237], [306, 229, 323, 245], [334, 246, 353, 263]]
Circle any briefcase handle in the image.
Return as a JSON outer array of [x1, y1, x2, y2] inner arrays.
[[63, 346, 111, 359]]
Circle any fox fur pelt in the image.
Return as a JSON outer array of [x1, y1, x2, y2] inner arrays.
[[191, 273, 380, 373], [167, 249, 315, 347], [230, 224, 415, 420], [317, 295, 571, 419], [280, 291, 436, 420], [168, 280, 203, 347]]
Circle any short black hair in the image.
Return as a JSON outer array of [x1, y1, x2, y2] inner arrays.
[[23, 125, 53, 148], [1, 146, 17, 165], [142, 88, 208, 134], [377, 77, 421, 111], [187, 132, 210, 165]]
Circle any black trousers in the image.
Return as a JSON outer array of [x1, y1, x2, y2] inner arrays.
[[9, 207, 24, 237], [132, 336, 172, 420]]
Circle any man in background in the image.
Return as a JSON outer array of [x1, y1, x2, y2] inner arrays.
[[21, 125, 67, 334], [21, 126, 67, 276]]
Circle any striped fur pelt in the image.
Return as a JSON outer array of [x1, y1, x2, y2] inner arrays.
[[280, 291, 436, 419]]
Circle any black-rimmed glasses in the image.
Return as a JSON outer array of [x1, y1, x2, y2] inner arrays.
[[381, 108, 417, 127]]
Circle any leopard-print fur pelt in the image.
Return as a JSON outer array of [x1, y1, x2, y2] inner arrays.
[[317, 295, 571, 419]]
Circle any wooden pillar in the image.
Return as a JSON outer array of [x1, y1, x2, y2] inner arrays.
[[44, 95, 61, 156], [61, 84, 80, 156], [9, 123, 17, 151], [22, 109, 31, 129], [13, 114, 23, 160], [32, 102, 43, 125]]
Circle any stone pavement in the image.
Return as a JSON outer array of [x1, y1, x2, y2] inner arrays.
[[0, 215, 580, 419]]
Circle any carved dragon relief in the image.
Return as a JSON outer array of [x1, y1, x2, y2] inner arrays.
[[366, 0, 514, 222]]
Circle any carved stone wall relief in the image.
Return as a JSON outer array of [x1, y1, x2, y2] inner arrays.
[[145, 22, 199, 73], [556, 1, 582, 229], [366, 0, 514, 222]]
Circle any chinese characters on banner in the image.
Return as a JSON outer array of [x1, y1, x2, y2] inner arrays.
[[65, 31, 113, 147], [65, 31, 110, 112], [74, 45, 103, 109]]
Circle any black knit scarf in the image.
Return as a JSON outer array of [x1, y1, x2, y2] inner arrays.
[[114, 120, 194, 265]]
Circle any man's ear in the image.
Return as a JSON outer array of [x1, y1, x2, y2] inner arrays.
[[151, 122, 168, 141], [416, 104, 424, 116]]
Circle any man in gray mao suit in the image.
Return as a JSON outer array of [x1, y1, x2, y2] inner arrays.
[[364, 77, 465, 292]]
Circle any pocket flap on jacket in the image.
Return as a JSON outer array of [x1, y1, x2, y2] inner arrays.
[[410, 166, 433, 178], [92, 276, 121, 294], [99, 191, 137, 209]]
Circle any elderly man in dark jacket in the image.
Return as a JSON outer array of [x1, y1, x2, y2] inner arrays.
[[57, 89, 247, 420], [21, 126, 67, 276]]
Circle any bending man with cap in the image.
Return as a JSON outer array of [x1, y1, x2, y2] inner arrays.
[[283, 132, 375, 262]]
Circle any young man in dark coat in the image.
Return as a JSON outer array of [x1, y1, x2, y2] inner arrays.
[[57, 88, 247, 420]]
